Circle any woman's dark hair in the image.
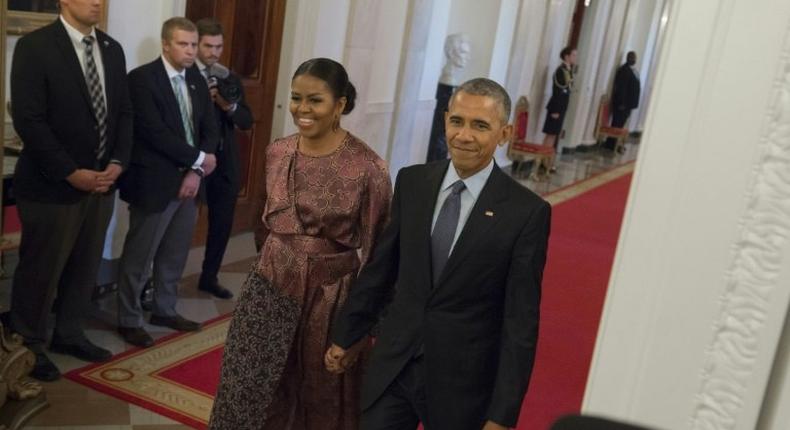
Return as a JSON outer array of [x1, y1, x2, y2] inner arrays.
[[560, 46, 575, 61], [292, 58, 357, 115]]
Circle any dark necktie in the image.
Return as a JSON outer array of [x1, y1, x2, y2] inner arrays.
[[82, 36, 107, 160], [431, 180, 466, 285]]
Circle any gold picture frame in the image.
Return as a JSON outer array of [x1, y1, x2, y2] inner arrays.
[[6, 1, 108, 35]]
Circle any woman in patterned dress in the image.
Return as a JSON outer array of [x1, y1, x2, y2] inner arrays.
[[209, 58, 392, 429]]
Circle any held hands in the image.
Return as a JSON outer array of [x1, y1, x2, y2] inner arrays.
[[550, 113, 560, 119], [178, 170, 201, 200], [209, 88, 234, 112], [66, 168, 116, 194], [324, 339, 367, 374], [202, 153, 217, 176]]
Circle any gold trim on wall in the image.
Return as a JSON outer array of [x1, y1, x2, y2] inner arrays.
[[6, 2, 108, 35], [7, 10, 55, 35]]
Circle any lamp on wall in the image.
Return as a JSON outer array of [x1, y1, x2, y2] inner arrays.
[[584, 0, 591, 7]]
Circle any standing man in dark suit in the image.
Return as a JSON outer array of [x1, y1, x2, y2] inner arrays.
[[326, 78, 551, 430], [606, 51, 641, 151], [116, 17, 218, 348], [9, 0, 133, 381], [194, 18, 253, 300]]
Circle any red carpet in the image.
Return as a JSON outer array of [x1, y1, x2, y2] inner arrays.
[[517, 169, 633, 429], [66, 166, 633, 429], [66, 315, 231, 429]]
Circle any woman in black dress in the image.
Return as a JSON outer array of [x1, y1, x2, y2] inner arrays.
[[542, 46, 577, 172]]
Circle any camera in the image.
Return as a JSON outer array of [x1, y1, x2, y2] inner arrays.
[[206, 63, 242, 104]]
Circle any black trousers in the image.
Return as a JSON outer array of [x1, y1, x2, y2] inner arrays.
[[605, 108, 631, 149], [10, 193, 114, 351], [362, 356, 429, 430], [200, 170, 238, 287]]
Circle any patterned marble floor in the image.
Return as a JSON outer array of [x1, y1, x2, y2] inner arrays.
[[0, 141, 638, 429]]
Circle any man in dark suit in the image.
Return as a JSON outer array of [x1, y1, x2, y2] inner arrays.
[[326, 78, 551, 430], [606, 51, 641, 151], [193, 18, 253, 300], [116, 17, 218, 348], [9, 0, 133, 381]]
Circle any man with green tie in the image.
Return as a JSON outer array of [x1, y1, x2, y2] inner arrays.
[[116, 17, 219, 348]]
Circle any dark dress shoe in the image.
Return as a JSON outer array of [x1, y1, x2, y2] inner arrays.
[[198, 283, 234, 299], [150, 314, 202, 332], [31, 352, 61, 382], [50, 338, 112, 362], [118, 326, 154, 348]]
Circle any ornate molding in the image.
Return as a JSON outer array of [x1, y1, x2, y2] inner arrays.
[[691, 20, 790, 430]]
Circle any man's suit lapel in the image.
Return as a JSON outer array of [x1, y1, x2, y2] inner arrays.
[[52, 20, 94, 117], [433, 164, 509, 289], [153, 58, 186, 140]]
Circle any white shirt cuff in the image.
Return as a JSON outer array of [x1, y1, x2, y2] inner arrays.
[[192, 151, 205, 169]]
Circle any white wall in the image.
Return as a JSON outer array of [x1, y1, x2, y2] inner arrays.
[[108, 0, 186, 70], [583, 1, 790, 429], [446, 0, 501, 83], [419, 0, 451, 101], [488, 0, 519, 85], [368, 1, 409, 104]]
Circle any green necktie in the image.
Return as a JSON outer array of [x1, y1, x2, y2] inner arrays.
[[171, 75, 195, 147]]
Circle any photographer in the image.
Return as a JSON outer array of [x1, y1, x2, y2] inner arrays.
[[195, 18, 253, 299]]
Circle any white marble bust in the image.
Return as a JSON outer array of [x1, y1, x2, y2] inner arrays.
[[439, 33, 471, 86]]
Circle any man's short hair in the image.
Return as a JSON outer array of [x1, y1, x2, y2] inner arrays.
[[161, 17, 197, 42], [453, 78, 512, 124], [196, 18, 223, 38]]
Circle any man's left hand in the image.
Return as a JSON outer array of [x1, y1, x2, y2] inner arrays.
[[210, 88, 234, 112], [178, 170, 201, 200], [482, 421, 509, 430]]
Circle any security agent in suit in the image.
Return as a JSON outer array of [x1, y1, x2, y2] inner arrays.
[[327, 78, 551, 430], [116, 17, 219, 348], [8, 0, 133, 381], [606, 51, 641, 151], [193, 18, 253, 299]]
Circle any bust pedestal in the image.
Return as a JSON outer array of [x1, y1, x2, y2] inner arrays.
[[426, 82, 455, 163]]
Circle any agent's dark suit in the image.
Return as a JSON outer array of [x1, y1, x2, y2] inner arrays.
[[9, 19, 132, 350], [198, 70, 252, 289], [606, 63, 640, 149], [332, 160, 551, 430], [120, 58, 217, 212], [117, 57, 218, 328]]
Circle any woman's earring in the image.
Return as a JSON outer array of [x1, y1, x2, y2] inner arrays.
[[332, 114, 340, 132]]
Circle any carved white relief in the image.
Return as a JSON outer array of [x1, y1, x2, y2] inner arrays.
[[691, 27, 790, 430]]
